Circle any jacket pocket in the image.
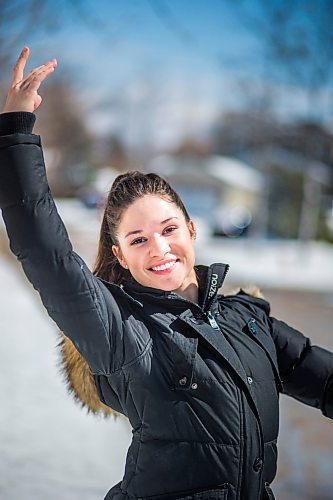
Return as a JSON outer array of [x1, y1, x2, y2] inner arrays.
[[246, 318, 283, 392], [141, 484, 229, 499], [171, 333, 198, 391]]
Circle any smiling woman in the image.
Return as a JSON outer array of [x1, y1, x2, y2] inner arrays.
[[110, 192, 197, 302], [0, 48, 333, 500]]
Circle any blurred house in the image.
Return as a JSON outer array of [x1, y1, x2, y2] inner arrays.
[[240, 146, 332, 240], [213, 112, 333, 241], [147, 154, 265, 238]]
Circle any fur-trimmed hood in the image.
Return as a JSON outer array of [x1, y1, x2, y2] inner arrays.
[[58, 332, 118, 418], [58, 286, 263, 418]]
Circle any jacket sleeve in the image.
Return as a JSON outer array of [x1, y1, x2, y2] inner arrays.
[[236, 290, 333, 419], [270, 316, 333, 419], [0, 116, 124, 375]]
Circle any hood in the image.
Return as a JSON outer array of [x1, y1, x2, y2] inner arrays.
[[58, 333, 119, 418]]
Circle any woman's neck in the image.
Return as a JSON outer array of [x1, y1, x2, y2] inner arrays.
[[174, 269, 199, 304]]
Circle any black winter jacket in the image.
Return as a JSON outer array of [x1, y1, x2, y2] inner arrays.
[[0, 113, 332, 500]]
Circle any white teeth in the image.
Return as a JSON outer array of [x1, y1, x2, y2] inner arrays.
[[151, 261, 176, 271]]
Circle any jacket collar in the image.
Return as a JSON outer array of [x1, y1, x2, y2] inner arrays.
[[122, 262, 229, 312], [196, 263, 229, 310]]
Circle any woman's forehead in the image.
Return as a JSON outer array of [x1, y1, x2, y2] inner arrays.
[[118, 195, 184, 232]]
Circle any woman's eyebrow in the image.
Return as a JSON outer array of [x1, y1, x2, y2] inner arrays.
[[125, 229, 143, 238], [161, 216, 179, 225], [124, 217, 179, 239]]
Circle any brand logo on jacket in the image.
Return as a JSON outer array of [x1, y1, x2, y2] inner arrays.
[[208, 273, 219, 299]]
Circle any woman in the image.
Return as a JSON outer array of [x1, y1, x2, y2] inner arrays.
[[1, 48, 332, 500]]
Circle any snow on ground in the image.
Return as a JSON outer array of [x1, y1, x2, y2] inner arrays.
[[0, 255, 131, 500]]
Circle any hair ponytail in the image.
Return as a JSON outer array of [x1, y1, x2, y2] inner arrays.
[[93, 208, 130, 284]]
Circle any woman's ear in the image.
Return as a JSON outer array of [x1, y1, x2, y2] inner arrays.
[[112, 245, 128, 269], [188, 220, 196, 240]]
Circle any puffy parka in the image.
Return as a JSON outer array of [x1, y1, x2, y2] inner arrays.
[[0, 113, 333, 500]]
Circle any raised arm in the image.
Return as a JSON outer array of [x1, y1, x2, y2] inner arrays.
[[0, 49, 123, 375]]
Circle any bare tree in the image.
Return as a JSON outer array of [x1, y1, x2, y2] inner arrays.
[[0, 0, 111, 196], [232, 0, 333, 100], [0, 0, 117, 86], [228, 0, 333, 240], [34, 76, 93, 196]]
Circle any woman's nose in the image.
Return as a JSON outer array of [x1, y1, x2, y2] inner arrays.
[[149, 234, 170, 257]]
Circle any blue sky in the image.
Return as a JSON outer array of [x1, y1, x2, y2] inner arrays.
[[27, 1, 259, 84], [7, 0, 332, 148]]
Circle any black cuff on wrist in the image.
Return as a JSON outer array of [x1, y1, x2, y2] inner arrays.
[[0, 112, 36, 135]]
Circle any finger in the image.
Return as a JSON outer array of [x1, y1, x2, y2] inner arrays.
[[30, 60, 57, 83], [33, 95, 42, 111], [33, 64, 56, 87], [12, 47, 29, 85], [21, 63, 56, 92], [20, 59, 57, 87], [23, 59, 57, 81]]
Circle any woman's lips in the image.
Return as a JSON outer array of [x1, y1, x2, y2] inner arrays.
[[149, 259, 178, 274]]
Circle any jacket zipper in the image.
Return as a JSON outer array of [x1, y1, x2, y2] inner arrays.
[[206, 310, 219, 329], [165, 293, 221, 331]]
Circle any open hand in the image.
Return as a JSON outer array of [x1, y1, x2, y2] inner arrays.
[[2, 47, 57, 113]]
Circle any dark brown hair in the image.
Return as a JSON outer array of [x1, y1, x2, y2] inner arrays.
[[93, 171, 190, 284]]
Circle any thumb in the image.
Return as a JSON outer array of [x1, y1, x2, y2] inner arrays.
[[33, 94, 42, 111]]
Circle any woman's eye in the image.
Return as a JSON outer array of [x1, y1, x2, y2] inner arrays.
[[163, 226, 177, 235], [131, 237, 146, 246]]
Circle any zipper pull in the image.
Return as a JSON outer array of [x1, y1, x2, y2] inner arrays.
[[206, 311, 219, 330]]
